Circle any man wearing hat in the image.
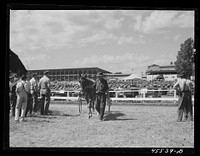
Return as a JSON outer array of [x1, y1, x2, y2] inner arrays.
[[95, 72, 109, 121], [38, 71, 51, 115], [173, 72, 194, 122], [29, 73, 39, 113]]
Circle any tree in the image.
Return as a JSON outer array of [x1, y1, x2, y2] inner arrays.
[[174, 38, 194, 78]]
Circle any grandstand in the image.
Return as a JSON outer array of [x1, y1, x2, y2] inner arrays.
[[28, 63, 189, 93], [29, 67, 111, 81], [105, 72, 131, 81], [146, 63, 177, 81]]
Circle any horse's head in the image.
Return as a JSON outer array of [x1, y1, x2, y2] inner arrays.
[[79, 74, 88, 89]]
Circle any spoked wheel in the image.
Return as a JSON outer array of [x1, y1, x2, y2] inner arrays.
[[88, 113, 92, 119], [107, 97, 111, 114], [78, 98, 82, 114], [107, 104, 110, 114], [88, 110, 92, 119]]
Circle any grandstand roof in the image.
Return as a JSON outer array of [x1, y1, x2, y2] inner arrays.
[[146, 64, 177, 75], [29, 67, 111, 74]]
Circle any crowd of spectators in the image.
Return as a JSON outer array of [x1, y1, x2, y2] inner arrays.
[[50, 81, 80, 91], [109, 79, 175, 90], [50, 78, 176, 91]]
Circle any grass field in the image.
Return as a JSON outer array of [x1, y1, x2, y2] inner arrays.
[[9, 103, 194, 148]]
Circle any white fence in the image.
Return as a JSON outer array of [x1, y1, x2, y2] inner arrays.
[[50, 89, 194, 103]]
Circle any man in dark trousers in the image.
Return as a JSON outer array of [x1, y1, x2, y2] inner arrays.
[[38, 71, 51, 115], [25, 75, 32, 117], [9, 74, 18, 117], [173, 73, 194, 122], [30, 73, 39, 113], [95, 72, 109, 121]]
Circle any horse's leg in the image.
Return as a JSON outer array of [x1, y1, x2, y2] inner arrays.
[[88, 108, 92, 118], [88, 99, 92, 118], [79, 98, 82, 113], [92, 100, 95, 112], [108, 101, 110, 114], [86, 97, 90, 108]]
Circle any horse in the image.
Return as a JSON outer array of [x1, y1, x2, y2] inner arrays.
[[79, 75, 96, 118]]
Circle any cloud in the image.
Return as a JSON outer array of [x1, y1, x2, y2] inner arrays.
[[104, 17, 123, 30], [76, 31, 116, 47], [133, 15, 143, 31], [10, 10, 88, 52], [173, 11, 194, 28], [150, 55, 175, 66], [117, 36, 145, 45], [141, 11, 178, 33], [72, 52, 151, 74], [72, 52, 177, 74], [16, 52, 51, 70], [174, 34, 182, 41], [133, 11, 194, 34], [73, 53, 145, 66], [10, 10, 128, 53], [10, 10, 194, 55]]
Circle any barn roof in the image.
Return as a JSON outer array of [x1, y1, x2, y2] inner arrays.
[[9, 49, 27, 76]]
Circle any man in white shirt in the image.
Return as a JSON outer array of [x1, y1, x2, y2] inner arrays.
[[30, 73, 38, 113], [173, 73, 194, 122], [15, 75, 27, 122]]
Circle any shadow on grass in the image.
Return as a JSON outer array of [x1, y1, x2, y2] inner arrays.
[[62, 114, 80, 117], [32, 110, 81, 118], [104, 111, 138, 121], [30, 119, 51, 123], [49, 110, 80, 117]]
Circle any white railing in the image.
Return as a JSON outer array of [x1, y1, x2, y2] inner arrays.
[[109, 90, 177, 101], [49, 89, 194, 102], [50, 90, 80, 101]]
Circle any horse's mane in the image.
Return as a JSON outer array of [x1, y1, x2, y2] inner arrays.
[[80, 77, 95, 90]]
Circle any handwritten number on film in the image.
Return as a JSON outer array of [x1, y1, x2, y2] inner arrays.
[[151, 148, 183, 154]]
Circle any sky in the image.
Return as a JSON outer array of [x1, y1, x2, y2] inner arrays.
[[10, 10, 194, 76]]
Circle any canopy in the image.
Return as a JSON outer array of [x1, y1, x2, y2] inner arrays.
[[122, 73, 141, 80], [154, 74, 164, 80]]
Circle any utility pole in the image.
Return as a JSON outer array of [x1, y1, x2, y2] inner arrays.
[[131, 68, 134, 86], [25, 60, 29, 70], [131, 68, 134, 73]]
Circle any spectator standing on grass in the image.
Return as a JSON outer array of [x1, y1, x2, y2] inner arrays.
[[173, 73, 194, 122], [95, 72, 109, 121], [9, 74, 17, 117], [38, 71, 51, 115], [15, 75, 28, 122], [25, 75, 32, 117], [30, 73, 39, 113]]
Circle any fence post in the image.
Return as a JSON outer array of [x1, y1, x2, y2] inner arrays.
[[142, 90, 145, 104], [67, 91, 70, 97], [143, 92, 145, 98], [115, 92, 118, 98]]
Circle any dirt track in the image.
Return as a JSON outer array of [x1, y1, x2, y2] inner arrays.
[[9, 103, 194, 148]]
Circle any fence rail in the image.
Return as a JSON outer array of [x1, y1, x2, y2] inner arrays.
[[50, 89, 194, 102]]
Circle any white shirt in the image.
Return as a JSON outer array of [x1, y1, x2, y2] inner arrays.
[[16, 80, 26, 93], [173, 78, 194, 91], [38, 75, 50, 90], [25, 80, 31, 93], [30, 77, 38, 92]]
